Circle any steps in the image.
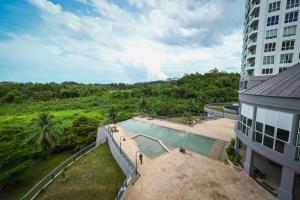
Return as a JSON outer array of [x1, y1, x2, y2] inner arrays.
[[209, 139, 226, 160]]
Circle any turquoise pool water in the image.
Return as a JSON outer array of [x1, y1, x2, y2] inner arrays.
[[118, 119, 215, 157], [133, 135, 167, 158]]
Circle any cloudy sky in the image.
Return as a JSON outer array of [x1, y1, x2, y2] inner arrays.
[[0, 0, 244, 83]]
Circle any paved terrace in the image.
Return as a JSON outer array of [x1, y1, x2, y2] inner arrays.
[[125, 150, 275, 200], [113, 118, 274, 200]]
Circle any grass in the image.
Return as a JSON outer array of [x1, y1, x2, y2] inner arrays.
[[0, 151, 72, 200], [167, 115, 201, 125], [36, 144, 126, 200]]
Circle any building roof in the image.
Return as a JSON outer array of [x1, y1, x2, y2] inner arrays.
[[243, 62, 300, 98]]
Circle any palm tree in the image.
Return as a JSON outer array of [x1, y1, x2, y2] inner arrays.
[[32, 112, 57, 155], [108, 107, 117, 124]]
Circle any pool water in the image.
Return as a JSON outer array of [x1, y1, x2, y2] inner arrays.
[[133, 135, 168, 158], [117, 119, 215, 157]]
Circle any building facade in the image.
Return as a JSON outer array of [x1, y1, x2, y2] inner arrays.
[[235, 63, 300, 200], [241, 0, 300, 90]]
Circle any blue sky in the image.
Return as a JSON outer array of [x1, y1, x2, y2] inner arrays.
[[0, 0, 244, 83]]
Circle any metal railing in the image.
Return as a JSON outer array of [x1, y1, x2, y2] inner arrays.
[[106, 128, 135, 169], [21, 142, 96, 200], [103, 127, 139, 200]]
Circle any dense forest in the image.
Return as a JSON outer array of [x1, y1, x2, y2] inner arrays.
[[0, 69, 239, 196]]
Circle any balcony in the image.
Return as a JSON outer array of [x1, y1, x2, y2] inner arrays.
[[249, 0, 260, 16], [248, 26, 258, 37], [247, 62, 255, 68], [248, 13, 259, 26], [247, 39, 257, 46], [247, 52, 256, 60]]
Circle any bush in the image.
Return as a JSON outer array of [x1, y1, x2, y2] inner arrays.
[[226, 139, 241, 166]]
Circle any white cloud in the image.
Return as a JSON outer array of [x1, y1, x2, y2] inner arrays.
[[2, 0, 243, 83]]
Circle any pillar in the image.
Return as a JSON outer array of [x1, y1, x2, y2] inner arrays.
[[284, 114, 299, 160], [278, 167, 295, 200], [244, 146, 254, 175]]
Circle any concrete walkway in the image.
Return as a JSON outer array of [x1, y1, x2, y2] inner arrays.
[[125, 150, 275, 200]]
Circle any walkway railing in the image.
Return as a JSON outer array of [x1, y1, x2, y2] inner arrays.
[[204, 104, 239, 120], [101, 127, 139, 200], [21, 142, 96, 200]]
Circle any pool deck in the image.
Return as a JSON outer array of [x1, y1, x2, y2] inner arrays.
[[124, 150, 275, 200], [113, 118, 274, 200], [133, 117, 235, 142]]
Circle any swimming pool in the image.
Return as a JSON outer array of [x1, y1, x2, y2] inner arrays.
[[117, 119, 215, 157], [133, 135, 168, 158]]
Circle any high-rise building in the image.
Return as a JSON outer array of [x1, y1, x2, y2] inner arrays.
[[241, 0, 300, 90]]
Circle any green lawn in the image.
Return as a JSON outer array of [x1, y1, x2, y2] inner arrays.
[[0, 151, 72, 200], [36, 144, 126, 200], [168, 115, 202, 125]]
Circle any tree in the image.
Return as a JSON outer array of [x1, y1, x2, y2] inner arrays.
[[108, 106, 117, 124], [139, 98, 147, 116], [32, 113, 57, 155]]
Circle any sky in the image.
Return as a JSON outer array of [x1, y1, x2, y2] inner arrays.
[[0, 0, 245, 83]]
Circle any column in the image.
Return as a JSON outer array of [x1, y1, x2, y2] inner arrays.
[[249, 106, 257, 140], [284, 114, 299, 160], [278, 167, 295, 200], [243, 146, 254, 175]]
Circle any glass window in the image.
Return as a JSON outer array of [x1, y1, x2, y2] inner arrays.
[[269, 1, 281, 12], [286, 0, 300, 9], [279, 67, 287, 73], [264, 43, 276, 52], [275, 140, 285, 153], [266, 29, 278, 39], [255, 132, 263, 143], [285, 11, 298, 23], [247, 119, 252, 127], [283, 25, 297, 37], [263, 56, 275, 65], [265, 125, 275, 136], [262, 68, 274, 75], [267, 15, 279, 26], [280, 53, 293, 64], [282, 40, 295, 51], [256, 122, 263, 132], [263, 135, 274, 148], [277, 128, 290, 142]]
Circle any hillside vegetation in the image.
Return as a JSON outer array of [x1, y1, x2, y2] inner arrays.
[[0, 69, 239, 197]]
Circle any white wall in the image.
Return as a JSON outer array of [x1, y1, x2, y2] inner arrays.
[[242, 0, 300, 78], [256, 107, 293, 131], [241, 103, 254, 119]]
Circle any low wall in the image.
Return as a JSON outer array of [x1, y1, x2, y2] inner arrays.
[[204, 105, 238, 120], [96, 126, 138, 200], [97, 127, 135, 177]]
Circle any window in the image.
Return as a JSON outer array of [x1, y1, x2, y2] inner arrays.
[[263, 56, 275, 65], [262, 68, 273, 74], [266, 29, 278, 39], [264, 43, 276, 52], [283, 25, 297, 37], [285, 11, 298, 23], [253, 108, 293, 153], [282, 40, 295, 50], [287, 0, 299, 9], [269, 1, 281, 12], [240, 115, 252, 136], [279, 67, 287, 73], [267, 15, 279, 26], [280, 53, 293, 63]]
